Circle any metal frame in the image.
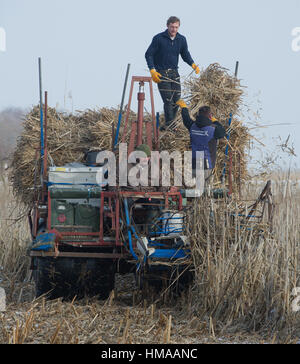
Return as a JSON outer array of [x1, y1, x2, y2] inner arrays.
[[121, 76, 159, 153], [42, 190, 182, 249], [30, 73, 182, 260]]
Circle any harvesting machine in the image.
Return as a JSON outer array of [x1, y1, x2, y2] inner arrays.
[[29, 71, 194, 299]]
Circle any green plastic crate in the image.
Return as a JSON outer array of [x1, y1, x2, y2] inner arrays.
[[74, 204, 100, 232], [51, 200, 75, 227]]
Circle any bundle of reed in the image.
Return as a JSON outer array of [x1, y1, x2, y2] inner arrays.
[[160, 63, 250, 190], [214, 117, 250, 186], [185, 63, 243, 120], [77, 107, 117, 151], [9, 106, 126, 205], [10, 106, 79, 205], [10, 62, 251, 204]]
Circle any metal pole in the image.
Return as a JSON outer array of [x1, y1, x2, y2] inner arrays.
[[42, 91, 48, 201], [221, 113, 233, 184], [38, 57, 44, 176], [137, 82, 145, 146], [121, 78, 134, 144], [221, 61, 239, 186], [238, 153, 242, 199], [114, 63, 131, 149], [234, 61, 239, 78], [156, 112, 160, 149], [156, 112, 160, 129], [148, 79, 157, 144], [44, 91, 48, 162], [234, 61, 241, 197]]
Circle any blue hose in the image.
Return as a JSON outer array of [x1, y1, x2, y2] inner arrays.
[[113, 64, 131, 149], [222, 112, 233, 181], [156, 112, 160, 129], [114, 112, 123, 149], [123, 198, 139, 260]]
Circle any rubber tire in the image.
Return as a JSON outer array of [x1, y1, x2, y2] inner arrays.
[[33, 257, 115, 300], [137, 268, 194, 295]]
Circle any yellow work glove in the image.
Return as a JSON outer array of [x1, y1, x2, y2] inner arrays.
[[192, 63, 200, 75], [176, 99, 187, 108], [150, 69, 162, 83], [211, 117, 217, 122]]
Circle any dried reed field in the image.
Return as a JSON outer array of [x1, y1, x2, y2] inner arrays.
[[0, 172, 299, 344]]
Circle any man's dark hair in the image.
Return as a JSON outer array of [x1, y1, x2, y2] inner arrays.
[[167, 16, 180, 26], [197, 106, 211, 118]]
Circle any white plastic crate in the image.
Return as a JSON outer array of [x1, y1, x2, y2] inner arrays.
[[48, 166, 105, 185]]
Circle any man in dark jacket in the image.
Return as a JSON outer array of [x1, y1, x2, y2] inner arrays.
[[145, 16, 199, 130], [176, 100, 226, 182]]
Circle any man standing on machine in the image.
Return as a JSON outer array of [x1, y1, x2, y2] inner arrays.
[[145, 16, 200, 130]]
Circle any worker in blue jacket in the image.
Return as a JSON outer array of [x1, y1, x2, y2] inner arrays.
[[145, 16, 200, 130], [176, 100, 226, 182]]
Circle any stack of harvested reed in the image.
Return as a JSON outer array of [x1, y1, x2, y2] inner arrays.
[[10, 106, 74, 205], [9, 103, 143, 205], [10, 63, 252, 204], [75, 107, 118, 151], [185, 63, 243, 120], [160, 63, 250, 189], [9, 107, 120, 205]]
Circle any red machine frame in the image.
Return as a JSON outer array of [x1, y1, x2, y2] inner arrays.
[[44, 190, 182, 247], [30, 76, 182, 258]]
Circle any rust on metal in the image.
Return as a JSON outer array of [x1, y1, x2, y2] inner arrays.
[[30, 251, 127, 259]]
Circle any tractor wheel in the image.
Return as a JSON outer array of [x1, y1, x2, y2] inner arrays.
[[32, 257, 54, 298], [33, 257, 115, 300], [136, 267, 194, 297]]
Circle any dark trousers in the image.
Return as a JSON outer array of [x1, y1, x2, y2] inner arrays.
[[157, 69, 181, 126]]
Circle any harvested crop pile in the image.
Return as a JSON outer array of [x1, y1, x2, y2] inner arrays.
[[10, 63, 251, 204], [9, 107, 120, 205], [160, 63, 249, 189]]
